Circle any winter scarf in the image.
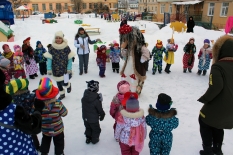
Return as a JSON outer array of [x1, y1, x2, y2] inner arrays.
[[79, 34, 86, 38], [3, 51, 14, 59]]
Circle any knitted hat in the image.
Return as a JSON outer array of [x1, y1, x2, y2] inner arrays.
[[124, 92, 139, 112], [156, 93, 172, 111], [97, 45, 107, 52], [2, 44, 9, 50], [86, 80, 99, 93], [36, 77, 59, 100], [36, 41, 42, 47], [189, 37, 195, 41], [114, 43, 119, 47], [55, 31, 64, 39], [13, 45, 21, 52], [156, 40, 163, 48], [119, 24, 132, 35], [23, 37, 30, 44], [117, 80, 130, 94], [0, 69, 5, 87], [0, 56, 10, 68], [5, 79, 29, 95], [204, 39, 210, 44]]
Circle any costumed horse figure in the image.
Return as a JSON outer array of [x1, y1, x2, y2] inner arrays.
[[119, 24, 149, 95]]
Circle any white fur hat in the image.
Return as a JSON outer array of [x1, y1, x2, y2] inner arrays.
[[55, 31, 64, 39]]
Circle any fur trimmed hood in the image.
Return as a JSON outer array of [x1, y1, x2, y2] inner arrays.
[[52, 39, 68, 50], [120, 108, 144, 119], [212, 35, 233, 64], [148, 108, 177, 119]]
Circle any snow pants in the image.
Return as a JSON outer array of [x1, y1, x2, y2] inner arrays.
[[39, 62, 47, 75], [14, 69, 26, 79], [84, 121, 101, 144], [99, 66, 106, 76], [119, 142, 139, 155], [152, 59, 163, 73]]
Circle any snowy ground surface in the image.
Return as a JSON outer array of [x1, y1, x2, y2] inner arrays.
[[1, 14, 233, 155]]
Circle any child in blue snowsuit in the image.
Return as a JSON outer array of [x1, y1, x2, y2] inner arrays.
[[146, 93, 179, 155], [109, 43, 121, 73], [34, 41, 47, 75], [151, 40, 168, 74]]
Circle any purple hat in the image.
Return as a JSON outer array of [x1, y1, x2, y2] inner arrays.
[[204, 39, 210, 44]]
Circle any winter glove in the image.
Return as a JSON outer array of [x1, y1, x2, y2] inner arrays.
[[96, 38, 102, 42], [34, 99, 45, 114], [98, 93, 103, 102], [47, 70, 52, 75], [72, 57, 75, 62], [26, 60, 30, 65], [80, 44, 85, 49], [67, 70, 72, 74], [175, 44, 178, 50], [99, 113, 105, 121]]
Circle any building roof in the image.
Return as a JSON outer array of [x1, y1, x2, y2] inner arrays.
[[172, 0, 203, 5]]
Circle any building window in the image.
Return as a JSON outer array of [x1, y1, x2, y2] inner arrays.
[[114, 3, 117, 8], [152, 0, 154, 2], [64, 3, 68, 10], [89, 3, 92, 9], [155, 6, 157, 14], [42, 3, 46, 11], [56, 3, 61, 11], [83, 3, 86, 9], [169, 4, 172, 13], [160, 4, 165, 14], [207, 3, 214, 16], [152, 6, 153, 10], [32, 4, 39, 11], [49, 3, 53, 10], [220, 2, 229, 17]]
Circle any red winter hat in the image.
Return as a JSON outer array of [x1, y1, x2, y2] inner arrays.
[[97, 45, 107, 52], [119, 24, 132, 35], [2, 44, 9, 50], [114, 43, 119, 47], [23, 37, 31, 44]]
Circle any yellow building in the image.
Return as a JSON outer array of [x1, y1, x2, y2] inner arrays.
[[26, 0, 118, 13]]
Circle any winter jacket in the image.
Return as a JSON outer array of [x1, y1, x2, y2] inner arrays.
[[44, 39, 75, 82], [183, 43, 196, 54], [152, 46, 168, 61], [41, 98, 68, 136], [3, 51, 14, 76], [81, 89, 105, 123], [22, 44, 35, 61], [13, 52, 24, 70], [198, 35, 233, 129], [187, 16, 195, 32], [34, 47, 47, 63], [109, 48, 121, 63], [96, 51, 107, 67], [115, 109, 147, 152], [163, 43, 178, 64], [0, 66, 11, 85], [110, 93, 124, 120], [74, 36, 97, 55], [146, 107, 179, 155], [198, 46, 212, 70]]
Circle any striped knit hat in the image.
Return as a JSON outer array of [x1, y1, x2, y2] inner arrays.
[[36, 77, 59, 100], [5, 79, 29, 95]]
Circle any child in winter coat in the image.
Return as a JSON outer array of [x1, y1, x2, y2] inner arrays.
[[146, 93, 179, 155], [0, 56, 11, 85], [13, 45, 26, 79], [197, 39, 212, 76], [43, 31, 75, 100], [115, 92, 147, 155], [110, 80, 130, 134], [109, 42, 121, 73], [82, 80, 105, 144], [34, 41, 47, 75], [151, 40, 168, 74], [2, 44, 14, 77], [35, 77, 68, 155], [96, 45, 107, 78], [22, 37, 39, 79], [163, 38, 178, 73], [183, 37, 196, 73]]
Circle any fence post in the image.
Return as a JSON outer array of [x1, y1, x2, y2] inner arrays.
[[210, 16, 213, 30]]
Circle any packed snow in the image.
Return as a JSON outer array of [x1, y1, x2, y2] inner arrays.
[[1, 14, 233, 155]]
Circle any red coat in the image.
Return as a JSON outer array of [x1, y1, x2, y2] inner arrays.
[[0, 67, 11, 85], [96, 51, 107, 67]]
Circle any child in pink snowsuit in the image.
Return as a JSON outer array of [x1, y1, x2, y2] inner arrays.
[[110, 80, 130, 134], [115, 92, 147, 155]]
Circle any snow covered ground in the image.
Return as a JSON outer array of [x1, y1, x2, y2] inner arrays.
[[1, 14, 233, 155]]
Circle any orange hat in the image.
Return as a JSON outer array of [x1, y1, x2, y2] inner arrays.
[[156, 40, 163, 48], [23, 37, 31, 44]]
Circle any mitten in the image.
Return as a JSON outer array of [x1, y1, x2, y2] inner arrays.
[[98, 93, 103, 102], [34, 99, 45, 114], [175, 44, 178, 50], [99, 113, 105, 121], [26, 60, 30, 65], [47, 70, 52, 75]]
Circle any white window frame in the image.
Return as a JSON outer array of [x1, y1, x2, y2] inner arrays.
[[42, 3, 46, 11], [169, 4, 172, 13], [32, 4, 39, 11], [207, 3, 214, 16], [220, 2, 229, 17], [49, 3, 53, 11], [160, 4, 165, 14]]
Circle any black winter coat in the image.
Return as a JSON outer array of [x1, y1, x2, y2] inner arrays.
[[81, 89, 105, 123], [120, 20, 127, 27], [187, 16, 195, 33]]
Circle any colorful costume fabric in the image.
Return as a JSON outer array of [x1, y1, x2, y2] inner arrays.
[[163, 44, 177, 65], [151, 46, 167, 73], [13, 52, 26, 79], [183, 43, 196, 69], [198, 47, 212, 71]]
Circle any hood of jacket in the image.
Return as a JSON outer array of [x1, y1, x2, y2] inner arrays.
[[148, 108, 177, 119], [120, 109, 144, 127], [52, 39, 68, 50], [83, 89, 99, 102], [212, 35, 233, 64], [0, 89, 12, 110]]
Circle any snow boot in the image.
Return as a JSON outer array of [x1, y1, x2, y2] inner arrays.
[[86, 137, 92, 144], [34, 73, 38, 77], [165, 64, 171, 74], [58, 90, 65, 100], [212, 144, 223, 155], [113, 69, 115, 73], [203, 70, 207, 76], [188, 68, 192, 73], [29, 75, 35, 79], [66, 83, 71, 93], [116, 69, 119, 73], [41, 153, 48, 155], [152, 72, 155, 75], [158, 70, 162, 74], [79, 72, 83, 75], [197, 70, 202, 75], [183, 68, 187, 73], [200, 145, 214, 155], [92, 138, 99, 144]]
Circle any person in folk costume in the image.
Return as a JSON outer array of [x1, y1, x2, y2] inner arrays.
[[22, 37, 39, 79], [0, 56, 11, 85], [197, 39, 213, 76], [183, 37, 196, 73], [2, 44, 14, 77], [13, 45, 26, 79], [119, 24, 149, 95]]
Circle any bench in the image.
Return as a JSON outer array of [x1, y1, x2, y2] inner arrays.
[[84, 27, 100, 34]]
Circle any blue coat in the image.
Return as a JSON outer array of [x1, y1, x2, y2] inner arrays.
[[109, 48, 121, 63], [146, 107, 179, 155]]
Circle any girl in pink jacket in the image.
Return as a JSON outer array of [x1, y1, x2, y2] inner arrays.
[[115, 92, 147, 155], [110, 80, 130, 134]]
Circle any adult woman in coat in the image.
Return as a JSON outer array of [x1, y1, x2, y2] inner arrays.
[[187, 16, 195, 33]]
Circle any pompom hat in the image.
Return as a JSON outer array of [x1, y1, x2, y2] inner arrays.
[[13, 45, 21, 52], [119, 24, 133, 35], [86, 80, 99, 93], [124, 92, 139, 112], [156, 40, 163, 48]]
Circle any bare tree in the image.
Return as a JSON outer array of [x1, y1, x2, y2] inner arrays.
[[71, 0, 83, 13], [92, 2, 109, 13], [9, 0, 30, 9]]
